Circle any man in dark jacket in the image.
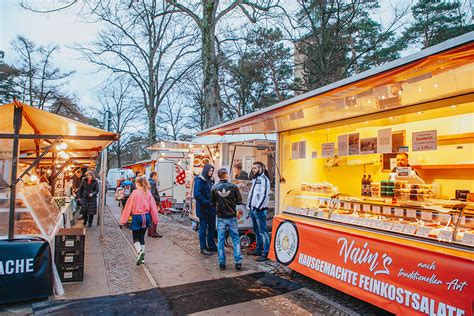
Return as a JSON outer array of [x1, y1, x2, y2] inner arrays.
[[211, 168, 243, 270], [193, 164, 217, 255], [148, 171, 163, 238]]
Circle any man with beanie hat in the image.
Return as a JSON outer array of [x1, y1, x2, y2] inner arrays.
[[211, 168, 243, 270], [193, 164, 217, 255]]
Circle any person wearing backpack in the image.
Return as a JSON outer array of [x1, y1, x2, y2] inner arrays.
[[120, 175, 159, 265], [211, 168, 243, 271]]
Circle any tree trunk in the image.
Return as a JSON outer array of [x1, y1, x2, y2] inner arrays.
[[116, 139, 122, 168], [201, 1, 222, 128], [148, 106, 157, 143]]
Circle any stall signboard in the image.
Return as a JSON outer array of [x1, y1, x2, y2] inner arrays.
[[413, 130, 437, 151], [0, 238, 53, 304], [270, 216, 474, 316], [321, 143, 335, 158]]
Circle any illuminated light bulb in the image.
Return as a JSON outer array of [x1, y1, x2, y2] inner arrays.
[[367, 100, 371, 104], [159, 157, 164, 162], [398, 90, 403, 96], [450, 105, 457, 108], [381, 95, 385, 100], [365, 121, 369, 124], [30, 175, 38, 182], [417, 111, 423, 115], [433, 83, 438, 88], [389, 116, 395, 120], [344, 106, 349, 109], [326, 128, 330, 131], [417, 87, 422, 92]]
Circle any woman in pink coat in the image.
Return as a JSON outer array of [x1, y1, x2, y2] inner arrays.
[[120, 175, 159, 265]]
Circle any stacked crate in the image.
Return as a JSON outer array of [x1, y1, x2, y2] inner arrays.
[[55, 228, 85, 282]]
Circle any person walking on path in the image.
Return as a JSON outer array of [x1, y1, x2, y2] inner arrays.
[[193, 163, 217, 256], [247, 162, 271, 262], [71, 169, 83, 217], [78, 171, 99, 227], [120, 175, 159, 265], [211, 168, 243, 271], [148, 171, 163, 238]]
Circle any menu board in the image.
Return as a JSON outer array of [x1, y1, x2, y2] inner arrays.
[[338, 135, 349, 156], [321, 143, 335, 158]]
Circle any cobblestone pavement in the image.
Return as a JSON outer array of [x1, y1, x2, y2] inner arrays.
[[102, 204, 154, 295], [106, 193, 391, 316]]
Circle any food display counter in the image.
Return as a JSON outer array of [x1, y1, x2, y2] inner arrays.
[[196, 34, 474, 315], [0, 183, 73, 243]]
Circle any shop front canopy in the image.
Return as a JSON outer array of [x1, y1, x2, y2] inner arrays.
[[0, 101, 119, 166], [198, 32, 474, 136]]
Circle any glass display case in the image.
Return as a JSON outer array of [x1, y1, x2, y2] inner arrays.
[[282, 190, 474, 248], [0, 183, 63, 240]]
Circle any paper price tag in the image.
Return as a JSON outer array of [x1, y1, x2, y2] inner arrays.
[[403, 225, 417, 235], [64, 272, 73, 279], [415, 226, 431, 237], [421, 211, 433, 221], [406, 209, 417, 218], [438, 230, 453, 242], [383, 207, 392, 216], [353, 204, 361, 212], [394, 208, 404, 217], [391, 223, 405, 232], [363, 204, 371, 212], [300, 209, 309, 216], [308, 210, 315, 217], [381, 221, 394, 230], [372, 206, 381, 214], [64, 256, 74, 263], [65, 240, 75, 247]]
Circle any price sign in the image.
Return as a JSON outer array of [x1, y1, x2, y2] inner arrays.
[[406, 209, 417, 218], [421, 211, 433, 221], [330, 213, 340, 221], [381, 221, 394, 230], [461, 233, 474, 246], [353, 204, 361, 212], [372, 206, 382, 214], [317, 211, 326, 219], [300, 209, 309, 216], [394, 208, 405, 217], [392, 223, 405, 233], [415, 226, 431, 237], [308, 210, 315, 217], [383, 207, 393, 216], [413, 130, 437, 152], [403, 225, 417, 235], [438, 230, 453, 242], [363, 204, 371, 212], [371, 220, 383, 229]]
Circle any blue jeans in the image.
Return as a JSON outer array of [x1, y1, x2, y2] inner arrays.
[[250, 208, 270, 257], [217, 217, 242, 265], [198, 214, 217, 250]]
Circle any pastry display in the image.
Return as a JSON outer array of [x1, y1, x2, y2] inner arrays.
[[284, 190, 474, 247]]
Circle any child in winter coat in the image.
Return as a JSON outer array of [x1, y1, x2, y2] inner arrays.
[[120, 176, 159, 265]]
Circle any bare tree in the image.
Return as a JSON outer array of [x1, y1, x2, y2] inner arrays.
[[98, 77, 140, 168], [156, 95, 192, 141], [77, 0, 199, 143], [11, 35, 74, 108], [166, 0, 280, 128]]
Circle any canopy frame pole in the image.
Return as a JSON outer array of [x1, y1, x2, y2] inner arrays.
[[14, 138, 60, 186], [99, 110, 111, 238], [8, 102, 23, 239]]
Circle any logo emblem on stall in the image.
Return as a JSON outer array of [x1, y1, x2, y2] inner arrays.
[[274, 221, 299, 265]]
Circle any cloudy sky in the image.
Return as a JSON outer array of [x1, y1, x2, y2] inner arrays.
[[1, 0, 413, 111]]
